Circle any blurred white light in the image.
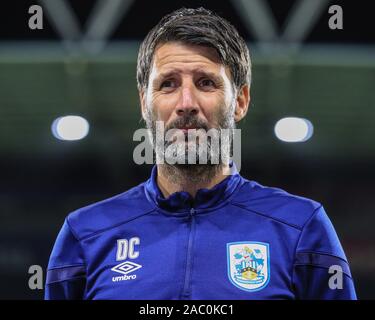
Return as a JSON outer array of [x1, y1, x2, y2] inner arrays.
[[51, 116, 89, 141], [274, 117, 313, 143]]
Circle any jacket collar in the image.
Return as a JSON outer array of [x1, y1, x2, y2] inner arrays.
[[144, 163, 243, 213]]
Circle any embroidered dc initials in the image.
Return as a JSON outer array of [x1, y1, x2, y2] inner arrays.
[[116, 237, 140, 261]]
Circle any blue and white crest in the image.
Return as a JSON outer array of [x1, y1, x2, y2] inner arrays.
[[227, 241, 270, 292]]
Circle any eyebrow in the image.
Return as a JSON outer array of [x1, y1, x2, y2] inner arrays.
[[155, 69, 224, 83]]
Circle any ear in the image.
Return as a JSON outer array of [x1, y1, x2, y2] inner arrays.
[[139, 89, 147, 121], [234, 84, 250, 122]]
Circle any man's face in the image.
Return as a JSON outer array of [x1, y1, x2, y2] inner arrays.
[[140, 42, 248, 166], [142, 42, 236, 132]]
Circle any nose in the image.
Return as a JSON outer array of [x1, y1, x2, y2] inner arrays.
[[176, 85, 199, 117]]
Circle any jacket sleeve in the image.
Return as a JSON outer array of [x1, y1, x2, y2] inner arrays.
[[45, 219, 87, 300], [292, 206, 357, 300]]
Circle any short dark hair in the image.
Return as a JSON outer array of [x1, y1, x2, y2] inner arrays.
[[136, 7, 251, 91]]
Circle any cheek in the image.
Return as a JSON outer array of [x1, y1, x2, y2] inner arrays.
[[150, 94, 178, 121], [199, 94, 227, 122]]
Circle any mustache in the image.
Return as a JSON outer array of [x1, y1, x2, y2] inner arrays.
[[165, 115, 209, 132]]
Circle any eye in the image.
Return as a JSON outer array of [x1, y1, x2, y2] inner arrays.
[[198, 78, 215, 88], [160, 80, 176, 90]]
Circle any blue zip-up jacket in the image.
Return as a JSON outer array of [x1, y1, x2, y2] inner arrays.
[[45, 165, 357, 299]]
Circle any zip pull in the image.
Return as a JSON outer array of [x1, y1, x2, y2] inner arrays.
[[190, 208, 195, 216]]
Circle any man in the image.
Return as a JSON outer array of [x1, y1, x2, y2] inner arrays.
[[45, 8, 356, 300]]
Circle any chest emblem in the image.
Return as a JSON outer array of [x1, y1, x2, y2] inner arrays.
[[111, 237, 141, 282], [227, 241, 270, 292]]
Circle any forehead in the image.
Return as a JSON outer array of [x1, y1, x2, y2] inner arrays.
[[151, 42, 230, 78]]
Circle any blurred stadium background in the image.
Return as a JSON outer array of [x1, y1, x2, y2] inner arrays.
[[0, 0, 374, 299]]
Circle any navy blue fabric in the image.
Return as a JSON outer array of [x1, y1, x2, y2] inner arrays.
[[295, 252, 351, 278], [45, 165, 357, 300], [46, 265, 86, 284]]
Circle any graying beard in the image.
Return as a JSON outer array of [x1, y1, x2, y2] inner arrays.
[[158, 163, 223, 185], [144, 96, 236, 185]]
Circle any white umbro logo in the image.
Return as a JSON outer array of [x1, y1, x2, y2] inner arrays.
[[111, 261, 142, 275], [112, 237, 141, 282]]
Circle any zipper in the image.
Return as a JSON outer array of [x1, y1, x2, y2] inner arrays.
[[181, 207, 196, 299]]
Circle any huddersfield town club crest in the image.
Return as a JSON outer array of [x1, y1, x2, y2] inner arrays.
[[227, 241, 270, 292]]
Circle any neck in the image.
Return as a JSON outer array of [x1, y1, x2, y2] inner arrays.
[[157, 164, 231, 198]]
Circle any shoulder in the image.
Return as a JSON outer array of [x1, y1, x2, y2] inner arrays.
[[66, 182, 154, 240], [231, 177, 322, 230]]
